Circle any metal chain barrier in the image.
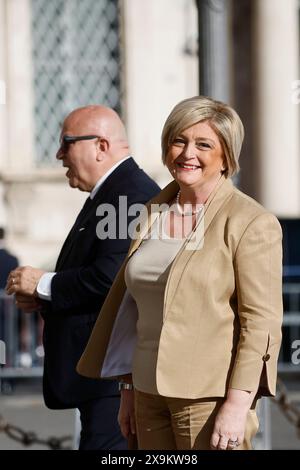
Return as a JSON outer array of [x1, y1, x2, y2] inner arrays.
[[0, 413, 72, 450], [1, 378, 299, 449], [272, 377, 300, 438]]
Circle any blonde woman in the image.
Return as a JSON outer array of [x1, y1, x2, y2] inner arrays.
[[77, 96, 283, 450]]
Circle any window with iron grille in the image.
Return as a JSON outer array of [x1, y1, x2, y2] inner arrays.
[[31, 0, 122, 166]]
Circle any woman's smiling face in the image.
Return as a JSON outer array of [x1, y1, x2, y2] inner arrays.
[[165, 120, 226, 191]]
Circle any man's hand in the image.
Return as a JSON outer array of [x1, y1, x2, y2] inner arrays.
[[6, 266, 45, 297], [15, 294, 41, 313]]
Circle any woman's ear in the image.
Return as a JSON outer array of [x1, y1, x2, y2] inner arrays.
[[220, 164, 228, 176], [221, 156, 227, 173]]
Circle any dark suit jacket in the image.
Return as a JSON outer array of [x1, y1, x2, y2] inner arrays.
[[41, 158, 160, 409], [0, 248, 18, 290]]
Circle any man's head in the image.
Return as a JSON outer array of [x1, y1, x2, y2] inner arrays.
[[56, 105, 130, 192]]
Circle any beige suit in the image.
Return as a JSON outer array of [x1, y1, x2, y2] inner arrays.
[[77, 176, 283, 399]]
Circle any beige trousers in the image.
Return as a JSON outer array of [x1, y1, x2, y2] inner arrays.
[[134, 390, 259, 450]]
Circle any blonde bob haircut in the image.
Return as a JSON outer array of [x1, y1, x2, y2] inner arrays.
[[161, 96, 244, 177]]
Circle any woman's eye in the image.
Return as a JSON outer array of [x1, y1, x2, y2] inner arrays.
[[197, 142, 211, 149], [173, 139, 185, 145]]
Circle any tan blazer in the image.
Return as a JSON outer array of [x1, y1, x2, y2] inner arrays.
[[77, 176, 283, 398]]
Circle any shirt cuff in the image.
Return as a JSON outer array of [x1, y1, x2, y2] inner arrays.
[[37, 272, 56, 301]]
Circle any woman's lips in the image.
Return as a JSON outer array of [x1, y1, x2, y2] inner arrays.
[[176, 163, 201, 171]]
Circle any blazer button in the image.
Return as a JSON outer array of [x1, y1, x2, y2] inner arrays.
[[262, 353, 270, 362]]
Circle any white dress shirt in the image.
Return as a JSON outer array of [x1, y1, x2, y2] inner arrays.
[[37, 156, 131, 301]]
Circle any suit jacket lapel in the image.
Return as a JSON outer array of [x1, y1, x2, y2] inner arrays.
[[55, 158, 140, 271], [55, 196, 93, 271]]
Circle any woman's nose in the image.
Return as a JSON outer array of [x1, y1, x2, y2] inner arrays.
[[182, 144, 197, 158]]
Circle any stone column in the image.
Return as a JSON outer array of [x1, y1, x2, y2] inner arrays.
[[196, 0, 232, 103], [0, 0, 8, 225], [122, 0, 198, 186], [6, 0, 35, 172], [232, 0, 256, 198], [253, 0, 300, 216]]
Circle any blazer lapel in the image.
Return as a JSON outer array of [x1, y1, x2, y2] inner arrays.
[[55, 196, 93, 271], [163, 176, 234, 317], [127, 179, 179, 257], [128, 176, 234, 257]]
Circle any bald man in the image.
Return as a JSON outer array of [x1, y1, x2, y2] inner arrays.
[[6, 105, 160, 450]]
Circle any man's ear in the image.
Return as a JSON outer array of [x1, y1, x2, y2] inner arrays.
[[99, 137, 109, 153], [96, 138, 109, 161]]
